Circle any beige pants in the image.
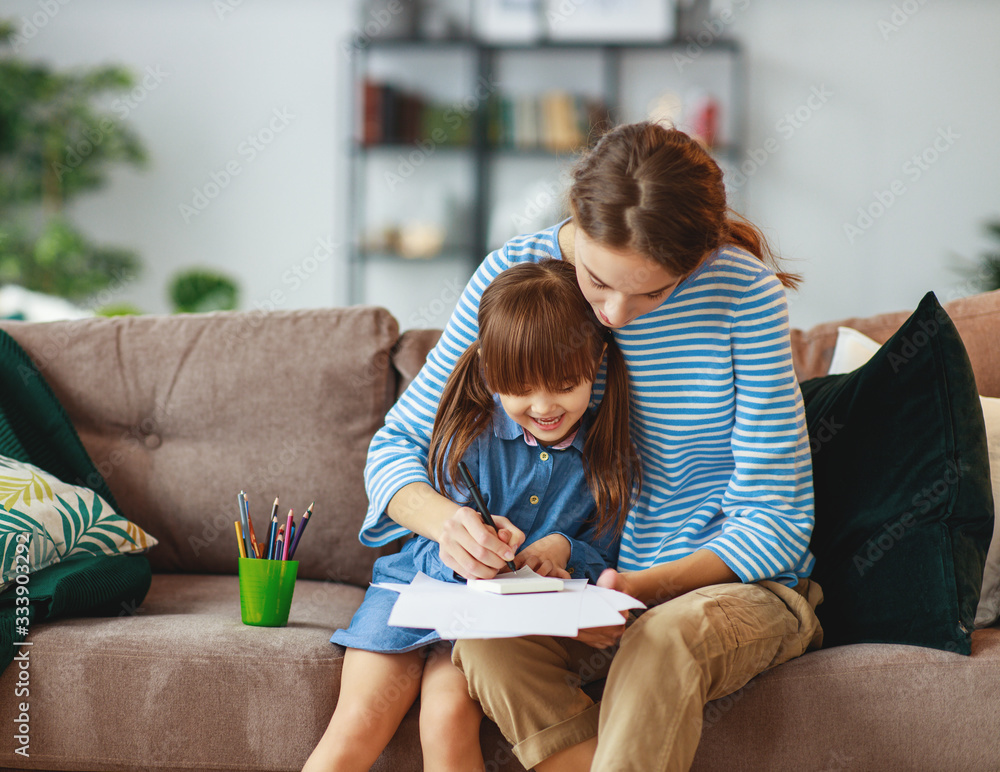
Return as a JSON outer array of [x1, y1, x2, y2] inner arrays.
[[452, 579, 824, 772]]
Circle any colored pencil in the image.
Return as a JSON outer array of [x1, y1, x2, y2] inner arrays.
[[287, 502, 313, 559], [267, 497, 280, 558], [282, 509, 294, 560], [266, 515, 278, 560], [247, 513, 261, 558], [274, 525, 285, 561], [238, 491, 254, 559], [234, 521, 247, 559]]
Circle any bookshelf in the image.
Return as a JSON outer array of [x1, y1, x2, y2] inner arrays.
[[346, 36, 746, 309]]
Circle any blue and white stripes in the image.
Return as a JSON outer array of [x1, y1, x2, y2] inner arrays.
[[361, 222, 815, 585]]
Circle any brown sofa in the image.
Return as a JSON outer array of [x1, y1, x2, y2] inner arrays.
[[0, 289, 998, 772]]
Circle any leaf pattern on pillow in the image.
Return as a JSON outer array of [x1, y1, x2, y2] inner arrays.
[[54, 493, 141, 557], [0, 467, 54, 510], [0, 522, 60, 587], [125, 519, 153, 550]]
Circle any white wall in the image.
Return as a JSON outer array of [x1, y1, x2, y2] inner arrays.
[[6, 0, 354, 316], [726, 0, 1000, 327], [7, 0, 1000, 329]]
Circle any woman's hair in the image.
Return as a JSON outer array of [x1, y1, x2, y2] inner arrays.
[[427, 259, 641, 537], [569, 121, 800, 288]]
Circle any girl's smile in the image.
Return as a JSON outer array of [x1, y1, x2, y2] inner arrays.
[[528, 413, 566, 433], [498, 380, 594, 446]]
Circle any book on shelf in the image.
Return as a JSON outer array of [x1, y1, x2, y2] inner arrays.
[[360, 79, 470, 148], [486, 91, 608, 153]]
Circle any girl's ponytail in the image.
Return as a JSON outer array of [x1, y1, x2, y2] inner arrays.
[[584, 337, 642, 538], [427, 343, 494, 498]]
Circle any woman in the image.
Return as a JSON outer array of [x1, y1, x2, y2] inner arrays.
[[359, 122, 823, 772]]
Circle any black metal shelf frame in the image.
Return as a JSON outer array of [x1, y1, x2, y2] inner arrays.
[[346, 36, 745, 305]]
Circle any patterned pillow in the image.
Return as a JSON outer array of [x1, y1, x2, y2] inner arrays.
[[0, 454, 156, 589]]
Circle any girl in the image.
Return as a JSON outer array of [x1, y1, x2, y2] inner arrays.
[[362, 122, 824, 772], [302, 259, 641, 772]]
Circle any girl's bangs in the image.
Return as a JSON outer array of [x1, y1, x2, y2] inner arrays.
[[481, 315, 600, 396]]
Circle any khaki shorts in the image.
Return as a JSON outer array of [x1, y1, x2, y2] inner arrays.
[[453, 579, 823, 772]]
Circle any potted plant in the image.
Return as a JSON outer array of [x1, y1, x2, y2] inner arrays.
[[0, 19, 147, 308]]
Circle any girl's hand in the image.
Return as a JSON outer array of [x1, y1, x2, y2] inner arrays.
[[519, 556, 571, 579], [439, 506, 525, 580], [513, 534, 572, 578]]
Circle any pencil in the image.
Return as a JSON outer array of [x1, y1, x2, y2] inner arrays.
[[458, 461, 517, 571], [238, 491, 254, 559], [282, 509, 294, 560], [287, 502, 313, 559], [247, 513, 261, 558], [234, 521, 247, 559], [267, 497, 279, 559], [266, 507, 279, 560], [274, 525, 285, 562]]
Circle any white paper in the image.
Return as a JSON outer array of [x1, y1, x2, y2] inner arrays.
[[377, 570, 645, 639]]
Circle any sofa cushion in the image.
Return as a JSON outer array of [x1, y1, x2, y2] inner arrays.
[[790, 287, 1000, 397], [0, 573, 364, 772], [800, 293, 994, 653], [690, 628, 1000, 771], [0, 308, 402, 587]]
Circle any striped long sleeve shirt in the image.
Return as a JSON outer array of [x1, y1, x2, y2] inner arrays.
[[361, 222, 816, 586]]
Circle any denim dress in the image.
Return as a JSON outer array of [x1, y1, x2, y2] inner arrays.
[[332, 398, 619, 654]]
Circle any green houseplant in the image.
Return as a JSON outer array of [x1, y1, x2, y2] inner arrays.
[[0, 19, 147, 304], [972, 220, 1000, 292], [952, 218, 1000, 296], [168, 269, 239, 314]]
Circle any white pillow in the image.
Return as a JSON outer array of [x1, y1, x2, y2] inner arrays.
[[826, 326, 882, 374], [977, 397, 1000, 627], [828, 327, 1000, 628]]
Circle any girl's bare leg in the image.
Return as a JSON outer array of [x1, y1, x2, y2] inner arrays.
[[419, 643, 485, 772], [302, 647, 424, 772]]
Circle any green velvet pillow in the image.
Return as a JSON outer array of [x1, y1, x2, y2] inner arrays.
[[801, 292, 994, 654], [0, 553, 153, 672]]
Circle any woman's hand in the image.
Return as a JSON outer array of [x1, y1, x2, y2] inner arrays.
[[514, 534, 572, 578], [573, 622, 625, 649], [595, 567, 636, 598], [572, 568, 633, 648], [439, 506, 525, 580]]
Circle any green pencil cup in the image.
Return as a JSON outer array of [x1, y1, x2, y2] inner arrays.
[[238, 557, 299, 627]]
